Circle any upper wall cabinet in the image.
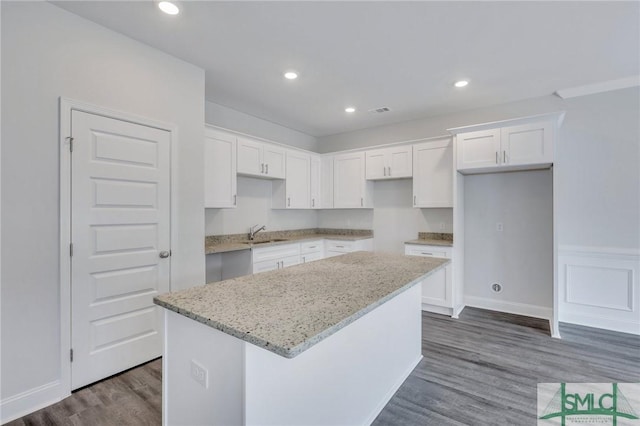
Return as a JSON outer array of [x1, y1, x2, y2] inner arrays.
[[365, 146, 413, 180], [310, 155, 322, 209], [413, 138, 453, 208], [453, 115, 561, 174], [272, 150, 311, 209], [333, 152, 373, 208], [237, 137, 285, 179], [204, 127, 237, 208], [320, 156, 334, 209]]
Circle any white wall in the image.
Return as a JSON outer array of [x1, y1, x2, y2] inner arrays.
[[555, 88, 639, 249], [1, 1, 205, 420], [204, 103, 319, 236], [205, 101, 317, 152], [205, 177, 318, 235], [464, 170, 553, 309]]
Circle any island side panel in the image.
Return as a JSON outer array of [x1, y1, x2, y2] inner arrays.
[[163, 309, 245, 426], [243, 284, 422, 426]]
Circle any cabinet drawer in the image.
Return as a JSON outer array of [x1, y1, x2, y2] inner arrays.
[[301, 240, 324, 254], [404, 244, 452, 259], [252, 243, 300, 263], [325, 240, 356, 253]]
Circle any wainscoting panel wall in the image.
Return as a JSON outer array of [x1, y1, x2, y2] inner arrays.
[[558, 246, 639, 335]]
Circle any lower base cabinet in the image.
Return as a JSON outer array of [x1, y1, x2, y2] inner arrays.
[[404, 244, 454, 316], [252, 239, 373, 273]]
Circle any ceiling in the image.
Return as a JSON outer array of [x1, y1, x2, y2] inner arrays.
[[51, 1, 639, 137]]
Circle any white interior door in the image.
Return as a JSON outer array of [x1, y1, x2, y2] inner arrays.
[[70, 110, 171, 390]]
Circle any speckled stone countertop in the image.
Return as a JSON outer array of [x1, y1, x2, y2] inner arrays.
[[205, 228, 373, 254], [405, 232, 454, 247], [154, 251, 448, 358]]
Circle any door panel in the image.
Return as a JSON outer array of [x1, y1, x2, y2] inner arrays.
[[204, 129, 237, 208], [388, 147, 412, 178], [501, 122, 553, 166], [285, 151, 310, 208], [71, 110, 170, 390], [365, 149, 386, 180], [456, 129, 501, 171], [237, 137, 263, 176]]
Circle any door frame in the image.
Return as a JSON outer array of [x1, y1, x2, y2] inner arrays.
[[59, 97, 177, 397]]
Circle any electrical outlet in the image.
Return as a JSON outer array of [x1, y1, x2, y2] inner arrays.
[[496, 222, 503, 232], [190, 360, 208, 389], [439, 222, 446, 230]]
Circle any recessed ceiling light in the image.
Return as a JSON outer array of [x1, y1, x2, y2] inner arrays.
[[158, 1, 180, 15], [345, 107, 356, 113], [284, 71, 298, 80], [454, 80, 469, 88]]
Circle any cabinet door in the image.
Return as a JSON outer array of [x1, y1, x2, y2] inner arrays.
[[365, 149, 387, 180], [310, 156, 322, 209], [280, 254, 301, 269], [301, 252, 323, 264], [263, 144, 286, 179], [404, 244, 452, 308], [321, 156, 334, 208], [204, 129, 237, 208], [456, 129, 501, 171], [285, 151, 310, 209], [237, 137, 264, 177], [334, 152, 365, 208], [252, 259, 279, 274], [413, 139, 453, 208], [501, 121, 553, 166], [388, 146, 412, 178]]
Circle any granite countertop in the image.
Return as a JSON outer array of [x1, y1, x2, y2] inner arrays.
[[154, 251, 449, 359], [405, 232, 454, 247], [205, 228, 373, 255]]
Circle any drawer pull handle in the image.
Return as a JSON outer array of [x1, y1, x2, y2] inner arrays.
[[308, 246, 316, 249], [336, 245, 344, 248], [266, 164, 269, 174], [421, 252, 433, 256], [261, 163, 265, 173]]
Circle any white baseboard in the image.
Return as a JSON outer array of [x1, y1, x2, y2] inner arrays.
[[560, 312, 640, 336], [0, 380, 66, 424], [464, 296, 553, 320], [421, 304, 452, 316], [558, 246, 639, 335], [364, 355, 423, 426]]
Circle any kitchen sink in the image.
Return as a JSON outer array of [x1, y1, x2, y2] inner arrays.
[[244, 239, 289, 244]]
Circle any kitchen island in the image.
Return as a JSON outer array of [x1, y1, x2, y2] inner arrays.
[[154, 251, 449, 426]]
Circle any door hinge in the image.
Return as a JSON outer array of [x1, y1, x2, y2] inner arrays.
[[70, 348, 74, 362], [70, 243, 73, 257], [66, 136, 74, 153]]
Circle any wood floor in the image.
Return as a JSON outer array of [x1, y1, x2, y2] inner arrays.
[[9, 307, 640, 426]]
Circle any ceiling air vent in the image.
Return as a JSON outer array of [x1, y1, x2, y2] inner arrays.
[[368, 107, 391, 114]]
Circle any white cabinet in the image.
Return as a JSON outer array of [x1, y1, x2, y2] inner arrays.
[[405, 244, 453, 315], [252, 243, 300, 274], [456, 120, 554, 174], [310, 156, 322, 209], [204, 127, 237, 208], [237, 137, 285, 179], [412, 138, 453, 208], [325, 239, 374, 258], [333, 152, 373, 208], [300, 240, 324, 264], [273, 151, 310, 209], [321, 156, 334, 209], [365, 146, 412, 180]]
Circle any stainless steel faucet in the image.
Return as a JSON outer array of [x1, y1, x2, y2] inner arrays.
[[248, 224, 266, 241]]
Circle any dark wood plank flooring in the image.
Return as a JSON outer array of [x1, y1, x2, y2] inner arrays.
[[8, 308, 639, 426]]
